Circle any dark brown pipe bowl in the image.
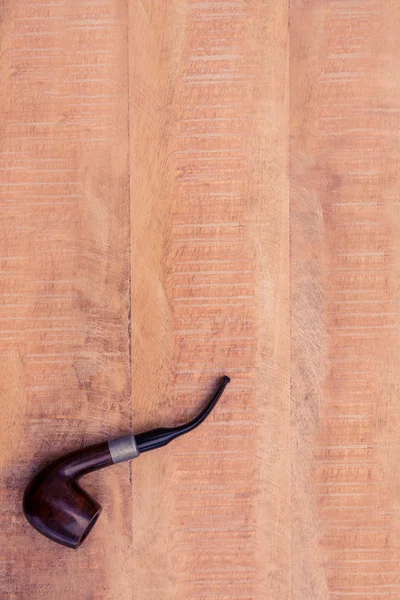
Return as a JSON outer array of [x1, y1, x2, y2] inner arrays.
[[23, 443, 112, 549], [23, 472, 101, 549]]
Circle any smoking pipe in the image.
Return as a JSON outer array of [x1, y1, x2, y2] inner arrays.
[[23, 375, 230, 549]]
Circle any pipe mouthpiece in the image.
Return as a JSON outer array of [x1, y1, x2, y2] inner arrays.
[[135, 375, 230, 453]]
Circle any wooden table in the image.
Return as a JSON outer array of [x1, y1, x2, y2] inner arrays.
[[1, 1, 398, 599]]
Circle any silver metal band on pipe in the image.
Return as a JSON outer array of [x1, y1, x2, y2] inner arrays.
[[108, 434, 140, 464]]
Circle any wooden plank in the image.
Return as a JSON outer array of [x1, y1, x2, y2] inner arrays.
[[0, 1, 132, 598], [130, 1, 289, 598], [291, 1, 400, 598]]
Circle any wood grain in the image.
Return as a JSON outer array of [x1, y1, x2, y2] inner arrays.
[[129, 1, 289, 599], [291, 1, 400, 598], [0, 0, 132, 598], [5, 0, 400, 598]]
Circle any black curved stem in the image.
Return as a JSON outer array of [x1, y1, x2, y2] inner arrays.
[[135, 375, 230, 453]]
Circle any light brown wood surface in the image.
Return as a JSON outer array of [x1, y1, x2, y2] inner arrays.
[[0, 1, 132, 598], [130, 2, 288, 599], [1, 0, 400, 599], [291, 1, 400, 599]]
